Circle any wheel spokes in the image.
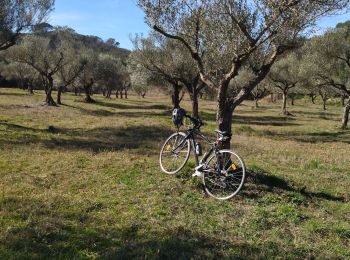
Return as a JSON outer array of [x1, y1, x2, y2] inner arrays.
[[203, 151, 245, 199]]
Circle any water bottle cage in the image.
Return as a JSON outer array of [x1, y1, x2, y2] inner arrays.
[[216, 134, 231, 142]]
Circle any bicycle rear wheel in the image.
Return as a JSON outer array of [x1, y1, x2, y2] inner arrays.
[[159, 132, 191, 174], [203, 149, 246, 200]]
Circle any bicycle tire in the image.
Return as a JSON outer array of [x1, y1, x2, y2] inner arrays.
[[202, 149, 246, 200], [159, 132, 191, 174]]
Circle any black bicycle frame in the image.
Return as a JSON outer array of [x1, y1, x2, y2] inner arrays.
[[173, 127, 217, 167]]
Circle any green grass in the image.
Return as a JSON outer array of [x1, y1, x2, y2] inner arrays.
[[0, 88, 349, 259]]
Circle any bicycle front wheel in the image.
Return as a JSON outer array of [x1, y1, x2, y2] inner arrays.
[[203, 149, 246, 200], [159, 132, 191, 174]]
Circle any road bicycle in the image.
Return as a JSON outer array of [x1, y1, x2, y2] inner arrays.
[[159, 112, 246, 200]]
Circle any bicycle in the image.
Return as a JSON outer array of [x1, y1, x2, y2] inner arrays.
[[159, 110, 246, 200]]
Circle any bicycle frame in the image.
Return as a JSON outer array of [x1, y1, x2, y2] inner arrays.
[[172, 127, 217, 167]]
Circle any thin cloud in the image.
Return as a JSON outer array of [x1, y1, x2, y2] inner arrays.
[[49, 13, 87, 25]]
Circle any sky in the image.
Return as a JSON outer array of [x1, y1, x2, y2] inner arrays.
[[49, 0, 350, 50]]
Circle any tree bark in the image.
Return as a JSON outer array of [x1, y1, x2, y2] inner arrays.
[[106, 90, 112, 98], [281, 92, 288, 115], [199, 92, 203, 99], [120, 89, 123, 99], [57, 86, 64, 105], [216, 100, 234, 149], [290, 95, 295, 106], [322, 98, 327, 110], [341, 96, 345, 106], [190, 92, 199, 118], [254, 98, 259, 108], [341, 98, 350, 129], [116, 90, 119, 98], [84, 82, 95, 103], [310, 94, 316, 104], [124, 88, 128, 99], [27, 84, 34, 94], [171, 85, 181, 108], [45, 77, 56, 106]]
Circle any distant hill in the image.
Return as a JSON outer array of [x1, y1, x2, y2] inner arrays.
[[32, 24, 131, 60]]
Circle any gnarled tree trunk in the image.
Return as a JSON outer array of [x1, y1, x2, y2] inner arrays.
[[310, 94, 316, 104], [341, 98, 350, 129], [84, 80, 95, 103], [45, 77, 56, 106], [290, 95, 295, 106], [57, 86, 64, 105], [171, 84, 181, 108], [105, 90, 112, 99], [254, 98, 259, 108], [322, 97, 327, 110], [190, 91, 199, 118], [216, 100, 234, 149], [281, 92, 288, 115], [341, 95, 346, 106], [27, 84, 34, 94]]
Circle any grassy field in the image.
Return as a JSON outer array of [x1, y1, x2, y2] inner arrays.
[[0, 88, 349, 259]]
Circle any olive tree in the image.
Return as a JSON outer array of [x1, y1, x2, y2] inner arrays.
[[268, 52, 303, 115], [302, 26, 350, 128], [252, 81, 269, 108], [130, 34, 204, 116], [76, 50, 98, 103], [129, 63, 154, 98], [138, 0, 349, 147], [54, 30, 87, 104], [0, 0, 54, 51], [96, 53, 126, 99], [6, 34, 66, 105]]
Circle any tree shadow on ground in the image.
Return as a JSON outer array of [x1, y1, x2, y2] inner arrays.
[[239, 127, 350, 144], [93, 100, 170, 111], [0, 92, 29, 97], [200, 111, 299, 126], [80, 109, 170, 118], [292, 110, 338, 117], [61, 102, 171, 118], [0, 120, 47, 132], [0, 104, 33, 109], [0, 204, 300, 260], [0, 122, 173, 154], [243, 168, 346, 203], [108, 227, 265, 259]]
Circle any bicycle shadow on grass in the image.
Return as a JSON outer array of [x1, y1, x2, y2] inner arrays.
[[243, 167, 346, 203]]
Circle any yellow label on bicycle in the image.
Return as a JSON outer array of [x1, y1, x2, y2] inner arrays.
[[166, 144, 171, 151], [231, 163, 237, 170]]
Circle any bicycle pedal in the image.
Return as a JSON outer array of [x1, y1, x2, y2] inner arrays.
[[192, 170, 203, 178]]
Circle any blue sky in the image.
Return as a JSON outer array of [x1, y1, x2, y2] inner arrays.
[[49, 0, 350, 50]]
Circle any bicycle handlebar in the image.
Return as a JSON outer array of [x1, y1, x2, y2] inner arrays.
[[184, 114, 203, 129]]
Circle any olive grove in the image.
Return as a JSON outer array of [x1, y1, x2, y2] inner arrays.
[[138, 0, 349, 146]]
